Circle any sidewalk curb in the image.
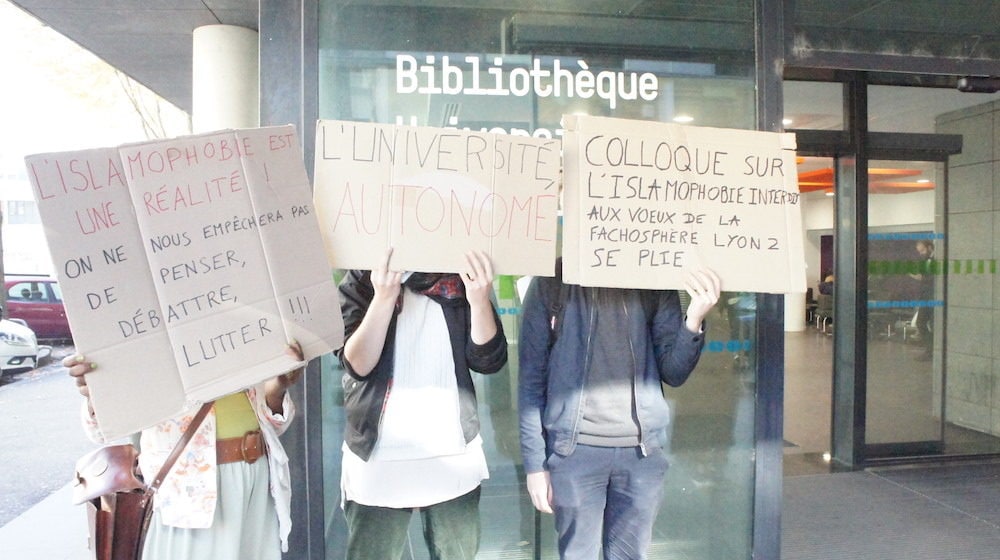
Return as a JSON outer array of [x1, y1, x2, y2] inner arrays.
[[0, 482, 90, 559]]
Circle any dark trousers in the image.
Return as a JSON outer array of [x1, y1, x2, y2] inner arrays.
[[549, 444, 669, 560], [914, 306, 932, 353], [344, 486, 481, 560]]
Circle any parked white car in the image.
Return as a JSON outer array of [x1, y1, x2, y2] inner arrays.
[[0, 318, 50, 376]]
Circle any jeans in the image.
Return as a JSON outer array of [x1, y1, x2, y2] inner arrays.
[[548, 445, 669, 560], [344, 486, 481, 560]]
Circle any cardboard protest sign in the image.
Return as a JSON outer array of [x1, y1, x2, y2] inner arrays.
[[25, 147, 185, 438], [313, 120, 561, 276], [235, 127, 345, 365], [562, 115, 806, 293], [25, 125, 344, 440]]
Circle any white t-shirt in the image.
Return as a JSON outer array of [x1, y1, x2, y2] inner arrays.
[[341, 290, 489, 508]]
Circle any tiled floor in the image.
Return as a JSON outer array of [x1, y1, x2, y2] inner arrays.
[[783, 326, 1000, 559], [783, 460, 1000, 560], [784, 325, 1000, 460]]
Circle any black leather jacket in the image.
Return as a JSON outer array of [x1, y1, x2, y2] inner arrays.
[[337, 269, 508, 461]]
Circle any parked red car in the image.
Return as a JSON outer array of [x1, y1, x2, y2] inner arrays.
[[4, 275, 72, 341]]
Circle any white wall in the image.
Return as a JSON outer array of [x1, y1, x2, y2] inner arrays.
[[799, 189, 936, 291]]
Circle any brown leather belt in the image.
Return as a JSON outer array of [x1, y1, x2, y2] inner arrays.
[[216, 430, 266, 464]]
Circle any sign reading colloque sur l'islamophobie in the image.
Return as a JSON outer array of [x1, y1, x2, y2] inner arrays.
[[25, 125, 344, 440], [562, 115, 806, 294]]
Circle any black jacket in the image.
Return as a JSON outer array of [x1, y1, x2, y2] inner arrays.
[[337, 269, 508, 461]]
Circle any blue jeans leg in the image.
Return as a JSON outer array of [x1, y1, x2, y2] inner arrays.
[[603, 448, 669, 560], [549, 445, 669, 560]]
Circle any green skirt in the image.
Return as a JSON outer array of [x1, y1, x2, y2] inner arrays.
[[142, 459, 281, 560]]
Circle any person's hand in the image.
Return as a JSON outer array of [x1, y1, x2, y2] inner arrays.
[[461, 250, 499, 344], [344, 248, 405, 377], [62, 354, 96, 417], [63, 354, 94, 397], [683, 268, 722, 332], [526, 470, 554, 514], [460, 250, 494, 308], [265, 341, 305, 412], [278, 339, 305, 388], [371, 247, 402, 304]]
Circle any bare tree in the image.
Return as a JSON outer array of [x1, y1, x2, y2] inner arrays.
[[115, 70, 189, 140]]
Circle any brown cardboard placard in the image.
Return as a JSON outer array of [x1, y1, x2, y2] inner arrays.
[[25, 125, 343, 440], [313, 120, 561, 276], [562, 115, 806, 294]]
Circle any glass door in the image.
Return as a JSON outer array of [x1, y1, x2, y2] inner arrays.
[[864, 158, 945, 457], [787, 77, 1000, 467]]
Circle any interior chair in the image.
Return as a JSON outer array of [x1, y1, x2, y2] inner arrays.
[[814, 293, 833, 332]]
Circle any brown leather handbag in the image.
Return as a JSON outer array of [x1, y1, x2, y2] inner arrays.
[[72, 403, 212, 560]]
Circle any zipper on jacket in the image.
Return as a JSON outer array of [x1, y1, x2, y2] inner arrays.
[[378, 378, 393, 436], [570, 288, 598, 446], [622, 292, 647, 457]]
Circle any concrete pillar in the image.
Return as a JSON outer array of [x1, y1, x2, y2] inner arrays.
[[784, 293, 806, 331], [192, 25, 259, 132]]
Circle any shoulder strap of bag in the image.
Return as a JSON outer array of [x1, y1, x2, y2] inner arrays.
[[144, 401, 214, 496], [541, 258, 569, 346]]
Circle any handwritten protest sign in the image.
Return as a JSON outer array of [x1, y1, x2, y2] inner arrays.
[[562, 115, 806, 293], [25, 125, 344, 440], [236, 128, 344, 361], [25, 146, 185, 437], [313, 120, 561, 276]]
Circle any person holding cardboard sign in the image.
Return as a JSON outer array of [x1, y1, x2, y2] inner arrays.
[[518, 259, 720, 560], [337, 248, 508, 560], [64, 343, 305, 560]]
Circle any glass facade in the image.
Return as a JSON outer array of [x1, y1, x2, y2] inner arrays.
[[249, 1, 1000, 558], [315, 2, 758, 558], [784, 81, 843, 131]]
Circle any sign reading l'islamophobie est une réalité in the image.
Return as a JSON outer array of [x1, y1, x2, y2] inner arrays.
[[312, 120, 562, 276], [562, 115, 806, 294], [25, 125, 344, 440]]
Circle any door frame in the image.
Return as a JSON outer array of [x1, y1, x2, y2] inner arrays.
[[787, 70, 962, 468]]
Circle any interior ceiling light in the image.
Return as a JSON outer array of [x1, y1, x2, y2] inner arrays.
[[797, 167, 935, 194], [673, 115, 694, 123], [782, 118, 793, 126]]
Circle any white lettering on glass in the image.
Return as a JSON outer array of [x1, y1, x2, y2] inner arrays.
[[395, 54, 659, 110]]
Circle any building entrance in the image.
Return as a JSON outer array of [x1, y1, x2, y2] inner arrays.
[[784, 74, 1000, 468]]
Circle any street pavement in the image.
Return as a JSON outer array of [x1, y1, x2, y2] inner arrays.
[[0, 345, 93, 558], [0, 481, 90, 559]]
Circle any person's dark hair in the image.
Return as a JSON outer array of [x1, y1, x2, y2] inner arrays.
[[404, 273, 446, 291]]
